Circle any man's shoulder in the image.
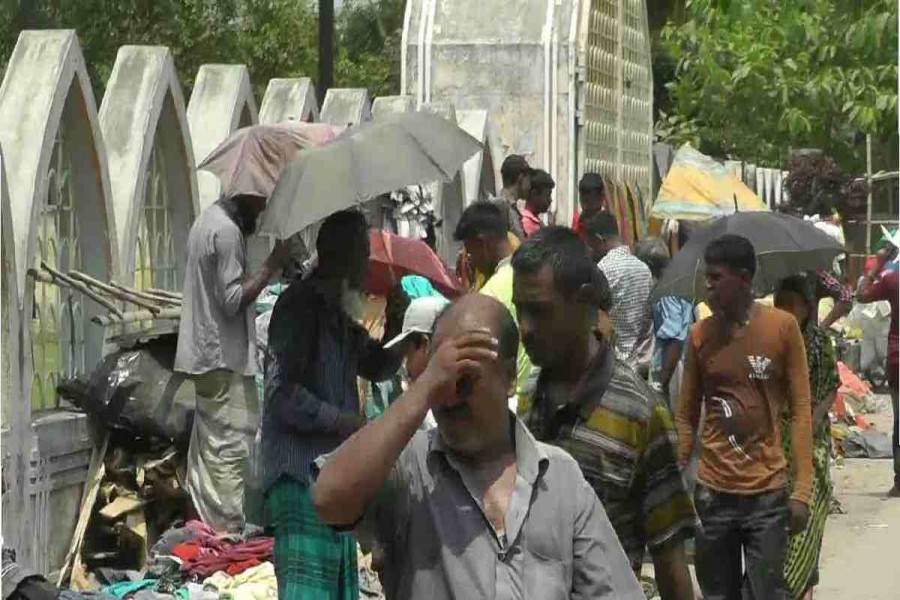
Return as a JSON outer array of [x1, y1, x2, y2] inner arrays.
[[575, 359, 659, 442], [600, 359, 659, 421]]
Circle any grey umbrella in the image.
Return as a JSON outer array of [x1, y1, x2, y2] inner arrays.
[[651, 212, 845, 302], [259, 111, 482, 240]]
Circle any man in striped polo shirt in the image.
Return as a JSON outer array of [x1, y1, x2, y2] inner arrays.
[[513, 227, 698, 600]]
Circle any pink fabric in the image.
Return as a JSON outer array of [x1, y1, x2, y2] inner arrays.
[[520, 207, 543, 237]]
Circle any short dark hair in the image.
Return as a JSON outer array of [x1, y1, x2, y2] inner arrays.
[[530, 169, 555, 192], [581, 211, 620, 238], [317, 209, 368, 261], [776, 274, 813, 305], [634, 236, 670, 279], [512, 226, 612, 310], [704, 234, 757, 277], [578, 172, 605, 194], [453, 200, 508, 241], [501, 154, 532, 187]]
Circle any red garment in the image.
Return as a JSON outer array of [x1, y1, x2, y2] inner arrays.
[[520, 206, 543, 237], [181, 536, 274, 578], [225, 558, 261, 577], [172, 543, 201, 562], [868, 268, 899, 371], [572, 212, 582, 234]]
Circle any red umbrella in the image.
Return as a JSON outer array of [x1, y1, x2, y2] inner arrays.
[[364, 229, 462, 298]]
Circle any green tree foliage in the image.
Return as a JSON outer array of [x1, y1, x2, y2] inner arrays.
[[1, 0, 401, 102], [657, 0, 898, 171]]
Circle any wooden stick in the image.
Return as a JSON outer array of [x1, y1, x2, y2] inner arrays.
[[108, 281, 179, 307], [70, 271, 179, 308], [57, 434, 109, 588], [101, 281, 162, 314], [147, 288, 183, 300], [35, 264, 124, 318], [91, 307, 180, 327], [140, 291, 182, 306]]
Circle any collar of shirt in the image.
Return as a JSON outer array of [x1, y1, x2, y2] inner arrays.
[[427, 413, 549, 548], [533, 338, 616, 435]]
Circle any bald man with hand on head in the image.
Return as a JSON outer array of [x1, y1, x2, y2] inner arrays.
[[313, 295, 643, 600]]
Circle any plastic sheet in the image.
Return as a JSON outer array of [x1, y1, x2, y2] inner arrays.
[[58, 334, 194, 446]]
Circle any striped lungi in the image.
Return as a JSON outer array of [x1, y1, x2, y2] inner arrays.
[[265, 477, 358, 600]]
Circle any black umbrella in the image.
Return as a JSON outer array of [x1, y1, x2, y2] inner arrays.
[[651, 212, 844, 302]]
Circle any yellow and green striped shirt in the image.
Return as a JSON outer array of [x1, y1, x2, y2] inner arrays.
[[522, 341, 698, 568]]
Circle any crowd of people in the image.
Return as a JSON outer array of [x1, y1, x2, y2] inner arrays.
[[173, 153, 899, 600]]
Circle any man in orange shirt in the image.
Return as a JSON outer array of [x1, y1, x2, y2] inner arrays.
[[676, 235, 814, 600]]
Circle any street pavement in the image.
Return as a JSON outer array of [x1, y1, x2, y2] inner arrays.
[[817, 404, 900, 600]]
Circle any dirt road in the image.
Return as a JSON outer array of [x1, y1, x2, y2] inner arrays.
[[817, 456, 900, 599]]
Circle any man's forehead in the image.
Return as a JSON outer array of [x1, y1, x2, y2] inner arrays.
[[513, 265, 557, 300], [433, 301, 501, 342]]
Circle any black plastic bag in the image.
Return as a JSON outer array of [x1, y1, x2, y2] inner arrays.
[[58, 334, 194, 446]]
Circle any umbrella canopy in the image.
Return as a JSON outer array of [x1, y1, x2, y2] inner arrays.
[[197, 122, 342, 199], [259, 111, 482, 240], [651, 144, 768, 221], [651, 212, 845, 302], [364, 229, 462, 298]]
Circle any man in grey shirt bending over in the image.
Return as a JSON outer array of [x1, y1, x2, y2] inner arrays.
[[175, 193, 288, 531], [314, 294, 643, 600]]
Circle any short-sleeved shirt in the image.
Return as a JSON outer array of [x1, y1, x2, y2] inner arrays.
[[868, 268, 899, 370], [651, 296, 694, 381], [480, 257, 538, 403], [597, 246, 654, 366], [363, 416, 644, 600], [522, 341, 698, 568], [175, 202, 256, 377]]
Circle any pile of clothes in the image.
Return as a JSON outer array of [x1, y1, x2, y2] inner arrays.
[[138, 521, 276, 599]]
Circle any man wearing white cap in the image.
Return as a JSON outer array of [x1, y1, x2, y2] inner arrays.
[[385, 296, 451, 383]]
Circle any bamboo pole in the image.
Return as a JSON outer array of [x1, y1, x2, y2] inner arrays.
[[147, 288, 183, 301], [91, 308, 180, 327], [866, 134, 873, 255], [35, 264, 124, 318], [69, 271, 180, 307], [101, 281, 162, 314], [108, 280, 180, 306]]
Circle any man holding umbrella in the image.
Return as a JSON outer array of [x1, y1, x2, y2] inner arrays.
[[676, 235, 814, 599], [261, 210, 403, 599], [175, 193, 290, 531]]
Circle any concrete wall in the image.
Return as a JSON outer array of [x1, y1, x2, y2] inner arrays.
[[1, 144, 28, 560], [0, 30, 118, 573], [259, 78, 319, 124], [320, 88, 372, 126], [100, 46, 198, 284], [187, 65, 258, 209]]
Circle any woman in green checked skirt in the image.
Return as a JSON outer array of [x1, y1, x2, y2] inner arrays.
[[776, 276, 841, 600]]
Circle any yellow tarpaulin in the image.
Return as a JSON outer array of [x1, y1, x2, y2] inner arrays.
[[652, 144, 768, 221]]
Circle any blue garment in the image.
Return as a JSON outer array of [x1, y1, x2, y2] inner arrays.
[[651, 296, 694, 381], [103, 580, 156, 599], [400, 275, 445, 300]]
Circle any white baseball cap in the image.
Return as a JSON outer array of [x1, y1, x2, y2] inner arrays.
[[384, 296, 450, 349]]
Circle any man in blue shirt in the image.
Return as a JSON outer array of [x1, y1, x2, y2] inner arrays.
[[634, 237, 694, 411]]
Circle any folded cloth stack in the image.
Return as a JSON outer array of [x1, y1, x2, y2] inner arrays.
[[202, 563, 276, 600]]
